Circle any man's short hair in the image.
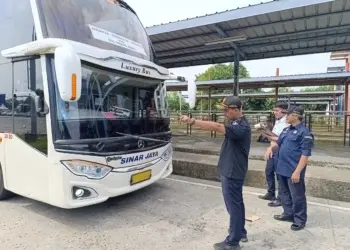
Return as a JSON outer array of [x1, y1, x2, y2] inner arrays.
[[275, 101, 288, 110]]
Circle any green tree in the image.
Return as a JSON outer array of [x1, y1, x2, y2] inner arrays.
[[262, 86, 334, 111], [301, 85, 334, 92], [260, 87, 294, 111], [299, 85, 335, 111], [278, 87, 294, 92], [167, 92, 189, 112], [196, 63, 249, 81], [242, 88, 268, 111], [264, 98, 275, 111], [194, 63, 252, 111]]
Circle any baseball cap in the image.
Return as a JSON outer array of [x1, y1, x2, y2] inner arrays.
[[274, 101, 288, 110], [287, 105, 304, 116], [217, 95, 242, 109]]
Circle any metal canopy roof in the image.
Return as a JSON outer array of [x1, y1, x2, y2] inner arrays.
[[146, 0, 350, 68], [166, 72, 350, 91]]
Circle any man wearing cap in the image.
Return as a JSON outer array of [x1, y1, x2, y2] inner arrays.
[[181, 96, 251, 250], [259, 102, 289, 207], [265, 106, 314, 231]]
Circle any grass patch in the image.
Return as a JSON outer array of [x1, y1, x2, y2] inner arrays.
[[17, 134, 48, 155]]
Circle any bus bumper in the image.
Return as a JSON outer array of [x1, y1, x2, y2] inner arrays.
[[57, 158, 173, 209]]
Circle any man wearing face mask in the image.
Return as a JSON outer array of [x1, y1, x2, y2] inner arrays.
[[181, 96, 250, 250], [259, 102, 289, 207], [265, 106, 314, 231]]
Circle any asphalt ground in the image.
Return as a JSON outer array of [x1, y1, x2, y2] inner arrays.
[[0, 175, 349, 250]]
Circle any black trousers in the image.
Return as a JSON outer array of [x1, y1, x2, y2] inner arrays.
[[278, 175, 307, 225], [265, 152, 280, 200], [220, 175, 247, 246]]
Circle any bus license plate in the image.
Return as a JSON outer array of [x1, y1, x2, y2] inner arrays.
[[130, 170, 152, 185]]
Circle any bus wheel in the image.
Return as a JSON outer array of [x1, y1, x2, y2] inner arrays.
[[0, 165, 14, 200]]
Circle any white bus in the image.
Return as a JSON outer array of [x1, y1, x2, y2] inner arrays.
[[0, 0, 196, 209]]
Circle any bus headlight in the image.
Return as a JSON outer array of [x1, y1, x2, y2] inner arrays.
[[61, 160, 112, 179], [161, 146, 172, 161]]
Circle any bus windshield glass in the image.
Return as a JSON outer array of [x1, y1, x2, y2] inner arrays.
[[49, 59, 170, 154], [36, 0, 151, 61]]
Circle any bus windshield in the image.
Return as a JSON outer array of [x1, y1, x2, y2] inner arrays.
[[49, 59, 170, 154], [36, 0, 151, 61]]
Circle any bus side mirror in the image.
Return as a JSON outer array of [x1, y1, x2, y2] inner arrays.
[[54, 46, 82, 102], [187, 80, 197, 109]]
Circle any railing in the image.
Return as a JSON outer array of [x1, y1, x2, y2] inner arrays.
[[170, 111, 350, 146], [344, 114, 350, 146]]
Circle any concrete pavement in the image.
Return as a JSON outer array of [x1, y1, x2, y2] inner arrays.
[[0, 175, 350, 250]]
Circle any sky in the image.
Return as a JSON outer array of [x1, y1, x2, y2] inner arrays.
[[127, 0, 345, 86]]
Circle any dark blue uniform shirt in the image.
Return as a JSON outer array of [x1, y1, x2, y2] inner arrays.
[[276, 123, 314, 179], [218, 116, 251, 180]]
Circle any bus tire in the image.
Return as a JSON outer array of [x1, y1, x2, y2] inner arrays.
[[0, 165, 14, 200]]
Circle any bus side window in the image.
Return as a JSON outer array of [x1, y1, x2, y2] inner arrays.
[[12, 58, 48, 155], [0, 63, 12, 131]]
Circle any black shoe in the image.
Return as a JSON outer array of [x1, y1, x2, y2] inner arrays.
[[240, 236, 248, 243], [227, 229, 248, 243], [274, 214, 294, 222], [268, 199, 282, 207], [213, 241, 241, 250], [258, 193, 275, 201], [291, 223, 305, 231]]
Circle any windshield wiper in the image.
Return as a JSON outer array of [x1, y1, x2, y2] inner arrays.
[[54, 132, 171, 155], [114, 132, 172, 143], [54, 131, 171, 146]]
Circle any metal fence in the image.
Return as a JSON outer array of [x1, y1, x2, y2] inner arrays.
[[170, 111, 350, 146]]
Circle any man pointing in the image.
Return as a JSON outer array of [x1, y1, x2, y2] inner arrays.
[[181, 96, 251, 250]]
